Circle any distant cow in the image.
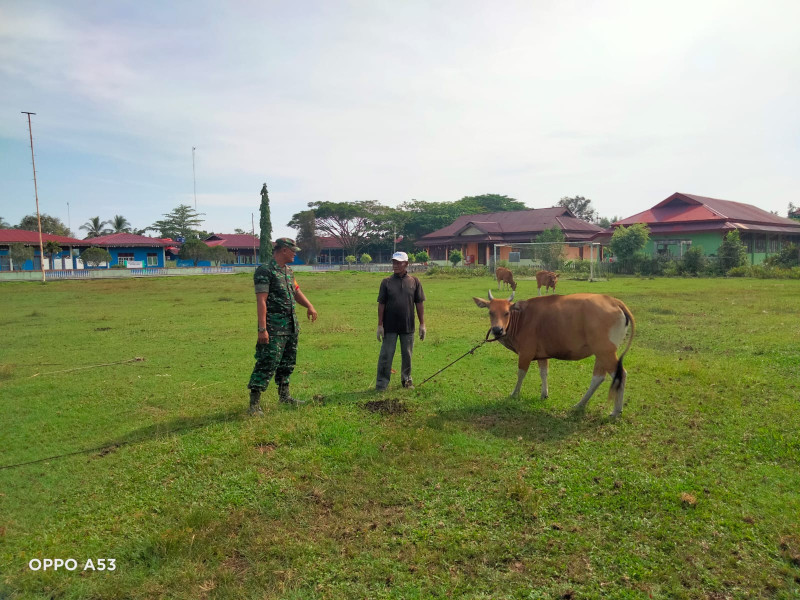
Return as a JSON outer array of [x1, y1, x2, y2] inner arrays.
[[495, 266, 517, 291], [473, 290, 635, 418], [536, 270, 558, 296]]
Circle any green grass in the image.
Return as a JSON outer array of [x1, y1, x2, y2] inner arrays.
[[1, 273, 799, 599]]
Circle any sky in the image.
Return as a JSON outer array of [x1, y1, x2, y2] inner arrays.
[[2, 0, 799, 240]]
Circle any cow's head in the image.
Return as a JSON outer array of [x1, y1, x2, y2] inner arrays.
[[510, 279, 517, 291], [473, 290, 516, 338], [549, 273, 558, 288]]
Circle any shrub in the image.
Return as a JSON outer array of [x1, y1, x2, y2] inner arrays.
[[681, 246, 707, 276], [359, 253, 372, 264], [80, 247, 112, 268], [609, 223, 650, 261], [763, 244, 799, 269], [8, 243, 34, 270], [448, 250, 462, 267], [344, 255, 357, 266], [718, 230, 748, 271], [415, 251, 429, 264]]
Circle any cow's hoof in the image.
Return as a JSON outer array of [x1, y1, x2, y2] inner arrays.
[[570, 403, 587, 413], [609, 411, 622, 419]]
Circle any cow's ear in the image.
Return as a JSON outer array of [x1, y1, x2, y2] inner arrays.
[[473, 297, 490, 308], [511, 300, 526, 312]]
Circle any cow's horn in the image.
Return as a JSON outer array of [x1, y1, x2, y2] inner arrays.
[[488, 290, 494, 301], [508, 291, 515, 302]]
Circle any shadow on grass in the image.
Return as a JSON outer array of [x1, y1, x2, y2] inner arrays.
[[427, 396, 611, 444], [1, 407, 245, 470], [101, 407, 245, 450]]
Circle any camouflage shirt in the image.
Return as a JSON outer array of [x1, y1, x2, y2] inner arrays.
[[254, 259, 299, 335]]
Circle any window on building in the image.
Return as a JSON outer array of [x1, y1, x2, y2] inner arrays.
[[0, 256, 10, 271], [768, 236, 779, 253], [118, 253, 135, 265], [429, 246, 446, 260], [755, 237, 766, 253], [147, 253, 158, 266]]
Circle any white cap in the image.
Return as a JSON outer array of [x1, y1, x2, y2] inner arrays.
[[391, 251, 409, 262]]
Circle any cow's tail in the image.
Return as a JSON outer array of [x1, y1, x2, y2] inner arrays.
[[610, 302, 635, 394]]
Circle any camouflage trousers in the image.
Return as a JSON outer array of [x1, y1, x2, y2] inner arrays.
[[247, 334, 298, 392]]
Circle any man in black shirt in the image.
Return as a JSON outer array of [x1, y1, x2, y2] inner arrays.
[[376, 252, 426, 390]]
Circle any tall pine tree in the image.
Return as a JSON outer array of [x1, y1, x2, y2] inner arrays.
[[259, 183, 273, 263]]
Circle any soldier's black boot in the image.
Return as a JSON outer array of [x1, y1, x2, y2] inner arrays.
[[278, 382, 304, 405], [248, 390, 264, 416]]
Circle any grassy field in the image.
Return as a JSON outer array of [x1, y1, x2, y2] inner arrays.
[[1, 272, 799, 599]]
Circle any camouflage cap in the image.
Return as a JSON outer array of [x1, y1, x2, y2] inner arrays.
[[274, 237, 301, 252]]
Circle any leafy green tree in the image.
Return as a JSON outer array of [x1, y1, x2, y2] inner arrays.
[[0, 216, 10, 229], [16, 214, 73, 237], [8, 243, 34, 270], [681, 245, 706, 275], [179, 238, 211, 266], [44, 241, 62, 268], [534, 226, 567, 270], [415, 251, 429, 263], [344, 255, 357, 266], [596, 215, 620, 229], [290, 201, 387, 258], [457, 194, 527, 213], [718, 230, 748, 272], [80, 247, 112, 268], [788, 202, 800, 221], [292, 210, 321, 265], [558, 196, 596, 222], [359, 253, 372, 264], [80, 216, 110, 238], [109, 215, 131, 233], [208, 245, 232, 266], [234, 228, 246, 234], [609, 223, 650, 261], [148, 205, 205, 240], [448, 249, 462, 267], [259, 183, 273, 263]]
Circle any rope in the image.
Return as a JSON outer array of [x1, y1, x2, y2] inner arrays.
[[417, 329, 500, 387], [30, 357, 145, 378]]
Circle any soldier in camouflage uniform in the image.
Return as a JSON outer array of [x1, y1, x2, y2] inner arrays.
[[248, 237, 318, 415]]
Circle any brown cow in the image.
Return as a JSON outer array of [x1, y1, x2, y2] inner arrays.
[[495, 266, 517, 291], [535, 270, 558, 296], [473, 290, 635, 417]]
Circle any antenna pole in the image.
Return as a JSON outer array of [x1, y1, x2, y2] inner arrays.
[[192, 146, 197, 210], [22, 111, 45, 284]]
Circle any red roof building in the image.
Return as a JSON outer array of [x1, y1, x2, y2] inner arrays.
[[606, 193, 800, 262], [416, 208, 604, 265]]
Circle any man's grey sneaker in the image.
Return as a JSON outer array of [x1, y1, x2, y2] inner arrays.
[[402, 380, 415, 390]]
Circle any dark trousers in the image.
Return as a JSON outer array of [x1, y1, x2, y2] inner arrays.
[[376, 332, 414, 390], [247, 334, 298, 392]]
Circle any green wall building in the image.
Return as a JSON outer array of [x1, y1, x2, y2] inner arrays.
[[612, 193, 800, 264]]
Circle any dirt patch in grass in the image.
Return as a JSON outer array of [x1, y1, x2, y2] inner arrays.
[[364, 398, 409, 415], [780, 535, 800, 567], [256, 442, 277, 454], [96, 444, 120, 458]]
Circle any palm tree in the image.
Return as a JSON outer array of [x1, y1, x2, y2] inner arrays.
[[0, 216, 10, 229], [80, 217, 110, 239], [109, 215, 132, 233], [44, 241, 63, 269]]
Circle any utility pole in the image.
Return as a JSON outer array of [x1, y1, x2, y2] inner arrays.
[[192, 146, 197, 210], [22, 111, 46, 284]]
